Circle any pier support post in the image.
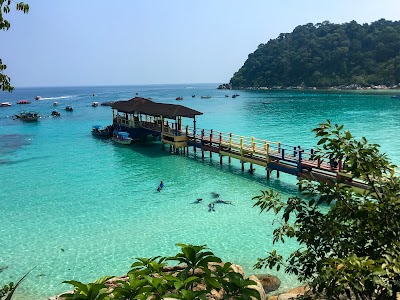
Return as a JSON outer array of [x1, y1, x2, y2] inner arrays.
[[169, 144, 172, 152], [228, 156, 231, 164], [220, 155, 222, 165], [277, 170, 280, 178], [241, 161, 244, 171], [267, 169, 270, 180], [202, 150, 204, 159], [193, 146, 196, 153]]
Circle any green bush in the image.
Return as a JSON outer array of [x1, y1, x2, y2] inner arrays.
[[253, 120, 400, 299]]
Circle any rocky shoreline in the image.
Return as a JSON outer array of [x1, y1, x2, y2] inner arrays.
[[217, 83, 400, 91]]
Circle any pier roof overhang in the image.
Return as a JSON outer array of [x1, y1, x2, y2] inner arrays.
[[112, 97, 203, 119]]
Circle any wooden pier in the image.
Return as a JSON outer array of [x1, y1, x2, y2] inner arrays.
[[110, 97, 369, 191]]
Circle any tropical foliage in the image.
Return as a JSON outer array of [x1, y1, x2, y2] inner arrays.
[[61, 244, 261, 300], [0, 270, 32, 300], [253, 120, 400, 299], [0, 0, 29, 92], [230, 19, 400, 88]]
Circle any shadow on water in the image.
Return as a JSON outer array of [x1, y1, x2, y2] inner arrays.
[[112, 141, 171, 159], [0, 155, 52, 165], [0, 134, 32, 155]]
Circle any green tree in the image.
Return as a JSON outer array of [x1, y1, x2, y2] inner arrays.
[[230, 19, 400, 88], [0, 270, 33, 300], [253, 120, 400, 299], [0, 1, 29, 92]]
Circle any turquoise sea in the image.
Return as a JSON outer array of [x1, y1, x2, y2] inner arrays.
[[1, 84, 400, 299]]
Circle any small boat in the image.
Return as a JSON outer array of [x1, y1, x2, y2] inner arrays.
[[192, 95, 196, 98], [1, 102, 12, 107], [92, 125, 112, 137], [100, 101, 115, 106], [201, 96, 211, 99], [92, 102, 99, 107], [17, 100, 31, 104], [225, 95, 229, 98], [65, 106, 73, 111], [391, 95, 400, 99], [232, 95, 237, 98], [112, 130, 132, 145], [175, 97, 183, 101], [15, 111, 40, 121], [53, 102, 58, 106], [34, 96, 42, 100], [51, 110, 60, 117]]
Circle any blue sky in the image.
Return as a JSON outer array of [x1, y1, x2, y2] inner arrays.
[[2, 0, 400, 87]]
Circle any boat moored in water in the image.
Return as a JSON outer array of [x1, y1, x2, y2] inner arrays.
[[17, 100, 31, 104], [92, 102, 99, 107], [65, 106, 73, 111], [53, 102, 58, 106], [100, 101, 115, 106], [15, 111, 40, 121], [175, 97, 183, 100], [51, 110, 60, 117], [1, 102, 12, 107], [112, 130, 132, 145], [201, 96, 211, 99], [92, 125, 113, 137]]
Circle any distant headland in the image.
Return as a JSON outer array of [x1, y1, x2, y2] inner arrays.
[[217, 83, 400, 91], [224, 19, 400, 90]]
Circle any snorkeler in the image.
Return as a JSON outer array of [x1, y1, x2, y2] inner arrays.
[[208, 202, 216, 212], [157, 181, 164, 192], [193, 198, 203, 203], [211, 192, 220, 198], [215, 199, 233, 205]]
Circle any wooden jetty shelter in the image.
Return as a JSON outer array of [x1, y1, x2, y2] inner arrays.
[[111, 97, 368, 191], [111, 97, 202, 151]]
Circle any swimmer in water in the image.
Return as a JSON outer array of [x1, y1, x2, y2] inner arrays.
[[157, 181, 164, 192], [215, 199, 233, 205], [208, 202, 216, 212], [211, 192, 220, 198], [193, 198, 203, 204]]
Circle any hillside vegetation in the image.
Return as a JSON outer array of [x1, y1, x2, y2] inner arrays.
[[230, 19, 400, 88]]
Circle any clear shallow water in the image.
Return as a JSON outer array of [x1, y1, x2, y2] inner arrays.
[[0, 84, 399, 299]]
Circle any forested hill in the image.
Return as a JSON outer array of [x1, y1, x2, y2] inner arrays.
[[229, 19, 400, 89]]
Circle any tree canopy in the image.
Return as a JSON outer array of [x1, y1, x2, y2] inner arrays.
[[0, 1, 29, 92], [230, 19, 400, 88], [253, 121, 400, 299]]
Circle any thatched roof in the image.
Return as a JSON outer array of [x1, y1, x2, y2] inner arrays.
[[111, 97, 203, 119]]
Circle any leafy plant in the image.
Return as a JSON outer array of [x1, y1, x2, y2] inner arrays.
[[61, 276, 113, 300], [253, 120, 400, 299], [168, 244, 222, 279], [0, 270, 32, 300], [62, 244, 261, 300], [0, 1, 30, 92]]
